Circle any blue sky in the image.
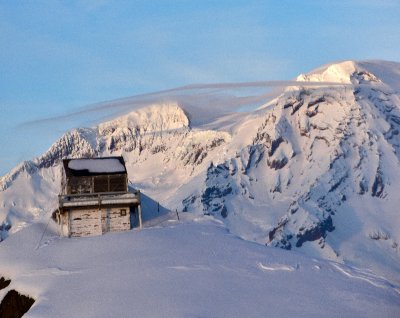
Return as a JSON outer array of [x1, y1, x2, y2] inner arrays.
[[1, 0, 400, 175]]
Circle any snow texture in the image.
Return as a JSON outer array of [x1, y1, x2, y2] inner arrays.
[[68, 158, 125, 174], [1, 59, 400, 297], [0, 218, 399, 318]]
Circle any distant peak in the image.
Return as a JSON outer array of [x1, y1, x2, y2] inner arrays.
[[297, 60, 357, 84], [297, 59, 400, 88], [98, 102, 190, 134]]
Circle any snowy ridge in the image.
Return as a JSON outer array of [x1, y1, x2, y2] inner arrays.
[[99, 103, 190, 134], [1, 60, 400, 285]]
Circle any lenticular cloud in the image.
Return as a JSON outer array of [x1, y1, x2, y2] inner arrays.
[[21, 80, 350, 128]]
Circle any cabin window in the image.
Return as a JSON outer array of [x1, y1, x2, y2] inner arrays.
[[67, 174, 126, 194], [94, 176, 109, 193], [120, 209, 127, 216], [69, 177, 92, 194], [110, 175, 126, 192]]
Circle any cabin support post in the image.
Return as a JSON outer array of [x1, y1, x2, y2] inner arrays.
[[67, 210, 72, 237], [56, 208, 61, 235], [138, 204, 143, 229]]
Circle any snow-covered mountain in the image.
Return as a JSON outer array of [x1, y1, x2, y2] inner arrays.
[[1, 60, 400, 285]]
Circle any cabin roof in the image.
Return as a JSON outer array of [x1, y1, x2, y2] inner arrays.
[[63, 157, 127, 177]]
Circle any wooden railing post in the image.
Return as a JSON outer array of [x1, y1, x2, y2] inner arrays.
[[138, 204, 143, 229]]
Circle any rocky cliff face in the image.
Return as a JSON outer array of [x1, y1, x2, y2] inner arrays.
[[180, 61, 400, 281], [1, 61, 400, 282]]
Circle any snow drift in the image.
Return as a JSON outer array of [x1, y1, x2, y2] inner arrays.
[[0, 218, 399, 317]]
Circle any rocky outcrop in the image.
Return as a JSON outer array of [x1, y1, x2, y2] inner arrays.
[[0, 276, 11, 290], [182, 61, 400, 259], [0, 289, 35, 318]]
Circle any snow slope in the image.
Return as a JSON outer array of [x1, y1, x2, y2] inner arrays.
[[0, 217, 399, 317], [1, 60, 400, 286]]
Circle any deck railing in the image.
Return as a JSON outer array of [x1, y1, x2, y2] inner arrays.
[[59, 190, 141, 208]]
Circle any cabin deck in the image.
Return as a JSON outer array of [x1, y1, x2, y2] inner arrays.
[[59, 191, 140, 209]]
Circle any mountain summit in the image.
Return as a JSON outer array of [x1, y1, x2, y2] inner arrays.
[[1, 60, 400, 283]]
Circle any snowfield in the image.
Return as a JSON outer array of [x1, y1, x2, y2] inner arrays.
[[1, 59, 400, 316], [0, 216, 399, 318]]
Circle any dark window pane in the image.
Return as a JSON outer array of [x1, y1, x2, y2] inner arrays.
[[110, 175, 126, 192], [94, 176, 109, 193], [69, 177, 92, 194]]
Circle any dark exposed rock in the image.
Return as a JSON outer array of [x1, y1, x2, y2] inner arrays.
[[0, 290, 35, 318], [308, 96, 326, 107], [359, 180, 368, 195], [314, 136, 330, 146], [390, 115, 400, 125], [352, 70, 379, 83], [0, 277, 11, 290], [245, 145, 264, 174], [291, 100, 304, 115], [202, 185, 232, 205], [306, 110, 318, 117], [220, 205, 228, 218], [197, 162, 234, 217], [151, 144, 167, 154], [270, 173, 282, 193], [0, 223, 11, 232], [209, 138, 225, 149], [310, 123, 329, 131], [283, 101, 295, 109], [277, 238, 292, 250], [180, 137, 227, 167], [371, 169, 384, 197], [268, 218, 291, 249], [295, 216, 335, 248], [369, 230, 390, 240], [267, 157, 288, 170], [290, 206, 298, 215], [181, 145, 208, 166], [268, 136, 284, 157], [299, 126, 310, 136], [0, 222, 11, 242], [182, 195, 197, 212], [328, 174, 348, 193]]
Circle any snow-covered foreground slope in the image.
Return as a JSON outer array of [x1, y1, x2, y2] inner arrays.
[[1, 60, 400, 287], [0, 217, 399, 318]]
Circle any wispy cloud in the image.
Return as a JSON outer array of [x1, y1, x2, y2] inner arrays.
[[20, 80, 350, 128]]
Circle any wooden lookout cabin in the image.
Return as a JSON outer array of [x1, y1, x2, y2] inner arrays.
[[54, 156, 142, 237]]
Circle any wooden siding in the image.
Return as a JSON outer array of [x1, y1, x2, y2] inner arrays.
[[101, 207, 131, 233], [69, 209, 102, 237], [62, 206, 131, 237]]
